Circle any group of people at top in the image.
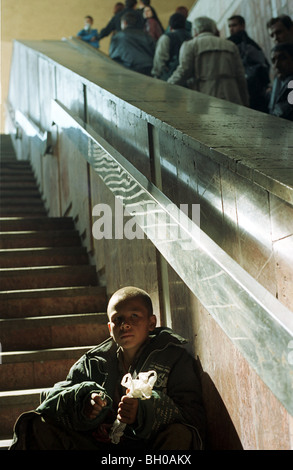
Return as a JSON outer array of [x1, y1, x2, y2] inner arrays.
[[76, 0, 293, 121]]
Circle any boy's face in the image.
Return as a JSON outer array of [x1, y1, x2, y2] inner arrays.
[[108, 296, 156, 356]]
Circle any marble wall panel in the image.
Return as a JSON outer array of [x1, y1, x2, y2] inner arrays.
[[38, 56, 56, 131], [234, 176, 277, 296], [250, 367, 291, 450], [195, 152, 224, 247], [42, 152, 61, 217], [159, 130, 226, 250], [188, 286, 292, 450], [166, 266, 198, 354], [8, 42, 29, 115], [58, 132, 92, 254], [219, 166, 242, 264], [86, 84, 151, 178], [28, 138, 43, 188], [26, 49, 40, 125], [89, 168, 161, 320], [270, 194, 293, 311], [55, 67, 84, 119]]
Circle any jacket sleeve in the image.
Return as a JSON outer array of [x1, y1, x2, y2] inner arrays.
[[36, 356, 112, 432], [98, 16, 117, 40], [132, 348, 206, 441], [167, 40, 194, 86], [233, 45, 250, 106], [152, 35, 170, 78], [79, 30, 99, 42]]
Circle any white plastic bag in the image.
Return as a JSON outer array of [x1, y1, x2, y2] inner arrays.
[[110, 370, 157, 444]]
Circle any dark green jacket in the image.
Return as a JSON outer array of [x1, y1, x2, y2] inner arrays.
[[11, 327, 206, 448]]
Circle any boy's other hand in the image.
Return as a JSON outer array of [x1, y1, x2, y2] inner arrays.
[[117, 396, 139, 425], [84, 392, 107, 420]]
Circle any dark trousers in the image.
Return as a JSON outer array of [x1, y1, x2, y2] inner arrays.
[[27, 415, 200, 450]]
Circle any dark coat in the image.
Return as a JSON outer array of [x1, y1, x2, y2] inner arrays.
[[228, 30, 270, 112], [268, 75, 293, 120], [98, 8, 144, 40], [109, 27, 155, 75], [10, 327, 206, 449]]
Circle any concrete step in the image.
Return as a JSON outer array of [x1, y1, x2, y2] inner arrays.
[[0, 346, 96, 391], [0, 285, 107, 318], [0, 265, 97, 290], [0, 312, 108, 351], [0, 181, 39, 189], [0, 230, 81, 248], [0, 188, 42, 198], [0, 174, 37, 182], [0, 166, 35, 175], [0, 161, 34, 169], [0, 196, 44, 205], [0, 216, 75, 232], [0, 439, 12, 450], [0, 389, 47, 442], [0, 246, 89, 268], [0, 202, 46, 215], [0, 157, 28, 164], [0, 388, 51, 439], [0, 207, 48, 217]]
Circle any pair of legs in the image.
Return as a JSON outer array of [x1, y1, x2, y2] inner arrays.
[[23, 415, 200, 450]]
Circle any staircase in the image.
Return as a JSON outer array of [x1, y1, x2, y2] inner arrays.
[[0, 135, 109, 449]]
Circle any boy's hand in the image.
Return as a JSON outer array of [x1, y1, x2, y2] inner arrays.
[[117, 396, 139, 425], [84, 392, 107, 420]]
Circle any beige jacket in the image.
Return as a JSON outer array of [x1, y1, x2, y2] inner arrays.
[[168, 32, 249, 106]]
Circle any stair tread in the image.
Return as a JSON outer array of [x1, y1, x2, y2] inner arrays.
[[0, 387, 50, 401], [0, 284, 106, 298], [0, 264, 96, 274], [0, 229, 80, 236], [1, 345, 95, 364], [0, 439, 13, 449], [0, 247, 89, 268], [0, 216, 74, 232], [0, 246, 86, 253], [0, 311, 107, 327]]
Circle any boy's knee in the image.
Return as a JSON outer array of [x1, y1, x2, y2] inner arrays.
[[29, 414, 67, 449], [152, 423, 201, 450]]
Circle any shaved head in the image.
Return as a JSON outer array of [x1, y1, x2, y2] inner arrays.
[[107, 286, 153, 318]]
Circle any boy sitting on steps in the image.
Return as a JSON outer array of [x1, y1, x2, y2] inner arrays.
[[10, 286, 206, 450]]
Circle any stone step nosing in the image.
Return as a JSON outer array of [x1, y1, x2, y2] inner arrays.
[[0, 345, 95, 364], [0, 264, 96, 275], [0, 388, 51, 406], [0, 247, 88, 267], [0, 285, 106, 299], [0, 246, 87, 255], [0, 217, 75, 232], [0, 230, 79, 237], [0, 439, 13, 449], [0, 312, 107, 329]]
